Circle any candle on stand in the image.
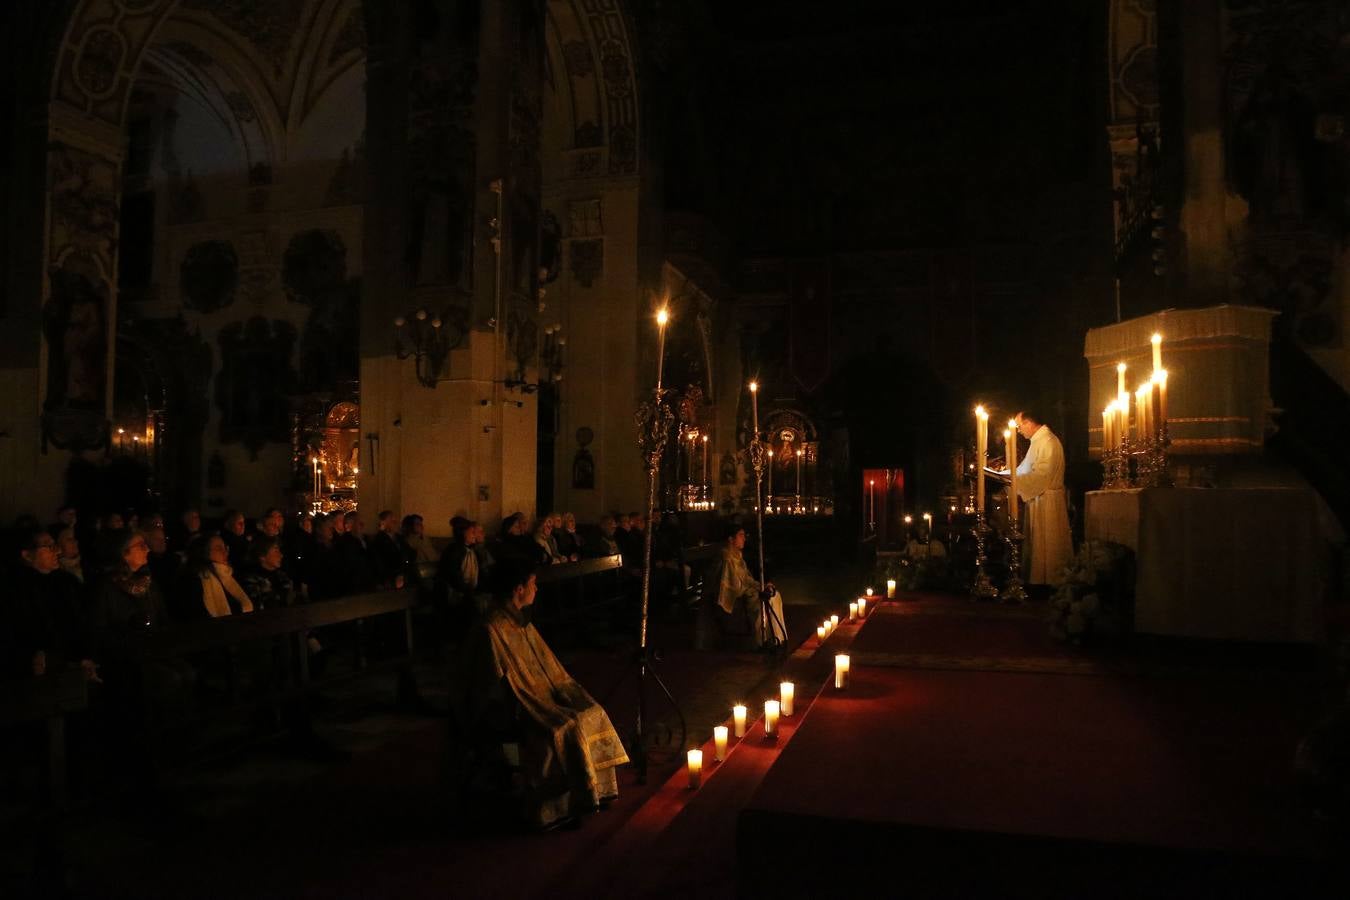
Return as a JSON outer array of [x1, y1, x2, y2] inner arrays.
[[830, 614, 839, 632], [764, 699, 780, 737], [780, 681, 795, 716], [655, 307, 669, 392], [817, 624, 826, 641], [868, 478, 875, 528], [974, 406, 989, 517], [687, 748, 703, 789], [848, 601, 858, 623], [857, 597, 867, 618], [1116, 362, 1126, 398], [702, 434, 709, 484], [886, 578, 897, 599], [732, 704, 748, 738], [1135, 384, 1151, 441], [1151, 332, 1163, 372], [766, 450, 773, 503], [1102, 403, 1114, 454], [922, 512, 932, 540], [834, 654, 850, 690], [312, 457, 321, 498], [865, 587, 873, 597], [714, 726, 728, 762]]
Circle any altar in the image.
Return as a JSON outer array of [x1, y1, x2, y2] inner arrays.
[[1085, 487, 1323, 643], [1082, 305, 1326, 644]]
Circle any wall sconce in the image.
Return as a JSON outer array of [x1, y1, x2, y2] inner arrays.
[[394, 306, 467, 388], [503, 323, 565, 393]]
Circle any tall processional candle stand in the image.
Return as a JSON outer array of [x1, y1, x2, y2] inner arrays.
[[1001, 424, 1027, 603], [626, 306, 685, 783], [971, 405, 998, 600], [748, 381, 783, 650]]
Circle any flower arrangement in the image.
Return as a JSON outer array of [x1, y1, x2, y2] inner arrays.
[[1048, 540, 1134, 643]]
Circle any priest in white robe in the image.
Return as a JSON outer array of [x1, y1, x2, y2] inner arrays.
[[1014, 409, 1073, 586]]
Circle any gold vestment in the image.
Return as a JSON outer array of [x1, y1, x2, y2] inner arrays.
[[471, 604, 628, 826]]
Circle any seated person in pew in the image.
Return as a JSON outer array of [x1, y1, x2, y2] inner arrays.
[[4, 528, 98, 682], [460, 561, 629, 829], [711, 523, 787, 649]]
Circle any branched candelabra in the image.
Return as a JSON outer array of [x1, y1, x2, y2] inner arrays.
[[1102, 426, 1171, 490], [1001, 507, 1028, 604]]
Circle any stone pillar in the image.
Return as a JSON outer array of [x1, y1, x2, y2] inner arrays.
[[359, 0, 542, 535]]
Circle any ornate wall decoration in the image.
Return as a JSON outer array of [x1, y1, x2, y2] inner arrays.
[[562, 39, 594, 76], [1107, 0, 1160, 266], [572, 426, 596, 489], [179, 240, 239, 313], [1222, 0, 1349, 347], [569, 238, 604, 287], [283, 229, 360, 389], [48, 143, 119, 266], [215, 316, 298, 459], [568, 197, 603, 236], [75, 27, 128, 99], [539, 210, 563, 284], [52, 0, 176, 127], [181, 0, 307, 77], [578, 0, 639, 174], [42, 260, 111, 452]]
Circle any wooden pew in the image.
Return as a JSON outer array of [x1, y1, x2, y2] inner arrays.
[[108, 589, 418, 765], [0, 670, 88, 809], [533, 554, 626, 626]]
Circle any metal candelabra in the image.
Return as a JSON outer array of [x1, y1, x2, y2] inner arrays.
[[623, 390, 685, 784], [971, 512, 999, 601], [1001, 504, 1028, 604]]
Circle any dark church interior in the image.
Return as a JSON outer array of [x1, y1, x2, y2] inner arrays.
[[3, 1, 1349, 897]]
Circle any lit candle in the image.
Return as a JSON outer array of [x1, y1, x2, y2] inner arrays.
[[834, 654, 850, 690], [1151, 332, 1162, 372], [1116, 362, 1126, 398], [733, 704, 747, 738], [714, 726, 728, 762], [767, 449, 773, 500], [886, 578, 897, 599], [1102, 403, 1114, 454], [702, 434, 709, 484], [764, 699, 780, 737], [865, 587, 874, 597], [848, 601, 858, 623], [655, 307, 669, 393], [857, 597, 867, 618], [1135, 384, 1151, 441], [687, 748, 703, 789], [974, 405, 989, 516], [868, 478, 875, 527], [817, 624, 826, 641], [830, 614, 839, 632], [779, 681, 795, 716], [922, 512, 932, 539]]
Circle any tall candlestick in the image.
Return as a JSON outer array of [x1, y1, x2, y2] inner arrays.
[[766, 450, 773, 502], [779, 681, 795, 717], [714, 726, 728, 762], [886, 578, 897, 599], [1151, 332, 1163, 372], [857, 597, 867, 618], [868, 478, 875, 527], [1116, 362, 1126, 398], [974, 405, 989, 516], [1005, 427, 1019, 517], [702, 434, 709, 484], [733, 704, 747, 738], [1135, 384, 1151, 441], [848, 601, 858, 623], [687, 748, 703, 789], [1102, 404, 1113, 454], [655, 307, 669, 394]]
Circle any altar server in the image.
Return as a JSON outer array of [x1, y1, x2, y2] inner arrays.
[[1014, 409, 1073, 587]]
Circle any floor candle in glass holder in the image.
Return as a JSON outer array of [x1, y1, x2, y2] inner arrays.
[[835, 654, 850, 689], [714, 726, 728, 762], [887, 579, 897, 599], [830, 614, 840, 631], [687, 748, 703, 789], [733, 704, 747, 738], [764, 699, 780, 737], [817, 624, 827, 641], [848, 601, 859, 623], [780, 681, 795, 716], [865, 587, 874, 598], [858, 597, 867, 618]]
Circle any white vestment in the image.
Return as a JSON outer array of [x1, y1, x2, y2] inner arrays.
[[1015, 425, 1073, 585]]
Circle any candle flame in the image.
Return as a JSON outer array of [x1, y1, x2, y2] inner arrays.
[[1003, 428, 1012, 439], [1007, 418, 1018, 431], [974, 404, 987, 419], [702, 435, 708, 443], [1117, 362, 1127, 374], [923, 513, 932, 521], [748, 381, 758, 392], [1152, 368, 1168, 386], [1151, 332, 1162, 345], [656, 308, 669, 327]]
